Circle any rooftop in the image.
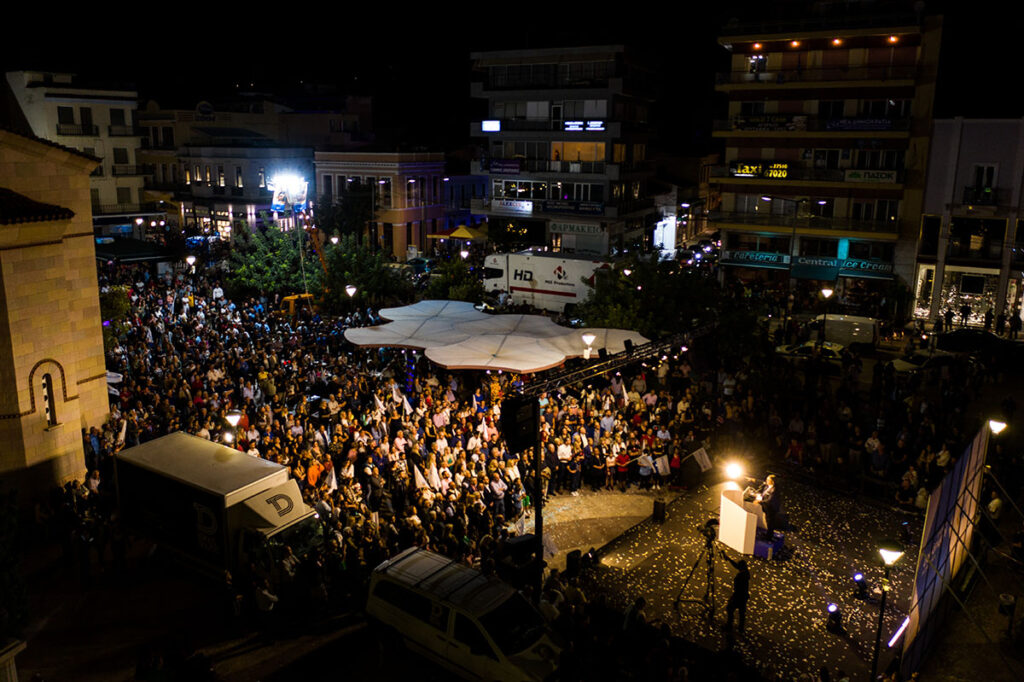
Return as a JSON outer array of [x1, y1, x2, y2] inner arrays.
[[0, 187, 74, 225]]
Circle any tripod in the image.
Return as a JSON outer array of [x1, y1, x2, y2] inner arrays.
[[674, 531, 718, 620]]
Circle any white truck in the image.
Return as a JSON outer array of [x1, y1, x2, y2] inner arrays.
[[482, 251, 610, 313], [115, 431, 321, 575]]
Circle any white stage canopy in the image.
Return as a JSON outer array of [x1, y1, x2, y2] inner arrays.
[[344, 299, 648, 373]]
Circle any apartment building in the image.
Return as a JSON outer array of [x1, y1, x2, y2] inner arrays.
[[709, 11, 942, 312], [915, 118, 1024, 324], [5, 70, 165, 236], [314, 151, 446, 259], [469, 45, 656, 256]]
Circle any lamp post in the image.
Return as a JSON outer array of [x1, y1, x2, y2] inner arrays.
[[185, 254, 196, 289], [820, 286, 834, 344], [225, 409, 242, 446], [870, 539, 905, 681], [581, 332, 596, 360]]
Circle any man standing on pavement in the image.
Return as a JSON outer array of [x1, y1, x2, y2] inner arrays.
[[721, 550, 750, 632]]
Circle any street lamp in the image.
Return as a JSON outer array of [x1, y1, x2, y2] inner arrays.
[[819, 286, 835, 344], [330, 235, 339, 245], [622, 268, 632, 277], [185, 255, 196, 267], [870, 539, 905, 681], [581, 332, 596, 359], [460, 249, 470, 260], [346, 284, 357, 298], [989, 419, 1008, 435]]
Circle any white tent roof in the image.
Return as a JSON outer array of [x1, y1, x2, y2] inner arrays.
[[344, 300, 648, 373]]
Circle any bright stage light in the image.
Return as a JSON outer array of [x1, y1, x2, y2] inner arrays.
[[725, 462, 744, 480]]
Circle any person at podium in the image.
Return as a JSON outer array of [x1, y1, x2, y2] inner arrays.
[[745, 474, 780, 534]]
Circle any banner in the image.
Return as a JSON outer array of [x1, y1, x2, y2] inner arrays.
[[692, 447, 712, 472]]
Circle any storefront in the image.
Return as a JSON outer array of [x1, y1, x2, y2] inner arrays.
[[913, 263, 1010, 325], [549, 220, 607, 255]]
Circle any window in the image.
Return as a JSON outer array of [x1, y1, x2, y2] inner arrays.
[[116, 186, 132, 204], [205, 165, 211, 183], [748, 55, 766, 74], [217, 165, 225, 187], [57, 106, 74, 124], [236, 167, 244, 188], [379, 178, 392, 207], [258, 167, 266, 188], [818, 100, 845, 118], [855, 150, 905, 170], [739, 101, 766, 116], [113, 148, 129, 164], [162, 127, 174, 147], [809, 199, 834, 218], [852, 199, 899, 223], [79, 107, 93, 126], [90, 188, 100, 206], [42, 373, 57, 426], [847, 241, 894, 261], [813, 149, 840, 170], [549, 141, 603, 163], [633, 144, 646, 162], [800, 238, 838, 257], [859, 98, 911, 118], [194, 164, 202, 183], [973, 164, 997, 189], [504, 140, 548, 160], [613, 144, 626, 163], [110, 108, 126, 126], [526, 101, 549, 120], [454, 614, 497, 661]]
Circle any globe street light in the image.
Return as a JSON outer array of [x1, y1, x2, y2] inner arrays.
[[460, 249, 470, 260], [346, 285, 357, 298], [331, 235, 339, 245], [870, 539, 905, 681]]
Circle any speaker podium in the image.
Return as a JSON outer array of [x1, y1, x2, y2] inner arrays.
[[718, 488, 767, 555]]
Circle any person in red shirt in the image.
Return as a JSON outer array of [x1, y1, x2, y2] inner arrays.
[[616, 451, 631, 492]]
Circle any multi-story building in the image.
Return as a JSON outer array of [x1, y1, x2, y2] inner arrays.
[[137, 94, 372, 238], [469, 45, 656, 256], [314, 151, 446, 259], [178, 143, 314, 238], [4, 70, 165, 236], [914, 118, 1024, 324], [709, 11, 943, 313]]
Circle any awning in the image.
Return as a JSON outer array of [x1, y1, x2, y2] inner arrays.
[[344, 299, 647, 374], [449, 224, 488, 241], [94, 237, 174, 263]]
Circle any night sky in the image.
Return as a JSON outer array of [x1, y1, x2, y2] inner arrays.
[[0, 2, 1015, 156]]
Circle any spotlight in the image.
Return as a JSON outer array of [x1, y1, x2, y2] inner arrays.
[[725, 462, 745, 480], [853, 572, 868, 599], [826, 603, 843, 633]]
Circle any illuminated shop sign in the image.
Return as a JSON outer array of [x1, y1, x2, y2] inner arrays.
[[844, 169, 899, 183], [492, 199, 533, 215], [729, 161, 790, 179], [563, 120, 605, 132], [482, 120, 501, 132]]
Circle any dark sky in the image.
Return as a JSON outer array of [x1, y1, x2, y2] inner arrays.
[[1, 2, 1015, 155]]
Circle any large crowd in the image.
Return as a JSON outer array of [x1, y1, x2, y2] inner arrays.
[[33, 258, 1020, 682]]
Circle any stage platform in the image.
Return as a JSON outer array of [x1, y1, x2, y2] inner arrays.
[[568, 478, 924, 680]]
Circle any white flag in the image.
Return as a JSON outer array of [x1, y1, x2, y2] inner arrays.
[[373, 393, 385, 414], [327, 467, 338, 493], [391, 384, 402, 404], [413, 464, 429, 489], [403, 396, 413, 415], [654, 455, 670, 476], [693, 447, 712, 472]]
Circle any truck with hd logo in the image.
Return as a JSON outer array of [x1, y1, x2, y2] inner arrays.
[[482, 250, 610, 313], [115, 431, 321, 576]]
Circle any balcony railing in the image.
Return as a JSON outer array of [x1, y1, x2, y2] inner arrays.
[[710, 165, 904, 183], [948, 240, 1003, 260], [92, 202, 163, 216], [710, 211, 899, 234], [961, 186, 999, 206], [56, 123, 98, 136], [713, 115, 911, 133], [140, 138, 177, 150], [716, 65, 918, 85], [485, 158, 607, 175], [108, 125, 142, 137], [112, 165, 147, 176]]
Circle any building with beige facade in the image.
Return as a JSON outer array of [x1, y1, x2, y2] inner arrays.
[[0, 129, 108, 493], [314, 151, 446, 259]]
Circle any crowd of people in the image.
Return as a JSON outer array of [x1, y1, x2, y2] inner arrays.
[[31, 258, 1019, 682]]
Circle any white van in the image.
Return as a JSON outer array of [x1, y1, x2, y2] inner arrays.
[[366, 547, 560, 681], [810, 314, 879, 350]]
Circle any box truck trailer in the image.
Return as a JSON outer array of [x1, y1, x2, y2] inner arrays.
[[482, 251, 610, 313]]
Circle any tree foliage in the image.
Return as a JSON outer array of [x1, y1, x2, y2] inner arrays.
[[227, 218, 318, 297], [322, 234, 414, 312], [316, 188, 374, 243], [576, 259, 759, 361], [99, 285, 131, 352], [424, 258, 485, 303]]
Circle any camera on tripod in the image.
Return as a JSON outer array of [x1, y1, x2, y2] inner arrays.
[[700, 518, 719, 545]]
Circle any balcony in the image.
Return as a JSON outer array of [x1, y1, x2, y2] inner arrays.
[[710, 164, 903, 184], [140, 138, 177, 150], [961, 186, 999, 206], [483, 158, 608, 175], [56, 123, 98, 136], [713, 115, 910, 133], [710, 211, 899, 234], [108, 125, 142, 137], [716, 65, 918, 86], [112, 165, 147, 176], [92, 202, 164, 216], [947, 239, 1003, 261], [476, 74, 617, 92]]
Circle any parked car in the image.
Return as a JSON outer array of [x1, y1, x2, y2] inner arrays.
[[367, 547, 560, 682], [775, 340, 846, 372], [889, 349, 962, 375]]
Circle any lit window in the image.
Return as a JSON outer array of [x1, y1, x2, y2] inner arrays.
[[258, 167, 266, 188]]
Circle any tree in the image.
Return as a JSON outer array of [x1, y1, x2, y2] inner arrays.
[[321, 234, 414, 312], [316, 187, 375, 244], [576, 259, 759, 361], [227, 217, 319, 298], [424, 257, 485, 303], [99, 285, 131, 353]]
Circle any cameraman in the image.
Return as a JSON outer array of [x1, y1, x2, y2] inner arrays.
[[720, 549, 750, 633]]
